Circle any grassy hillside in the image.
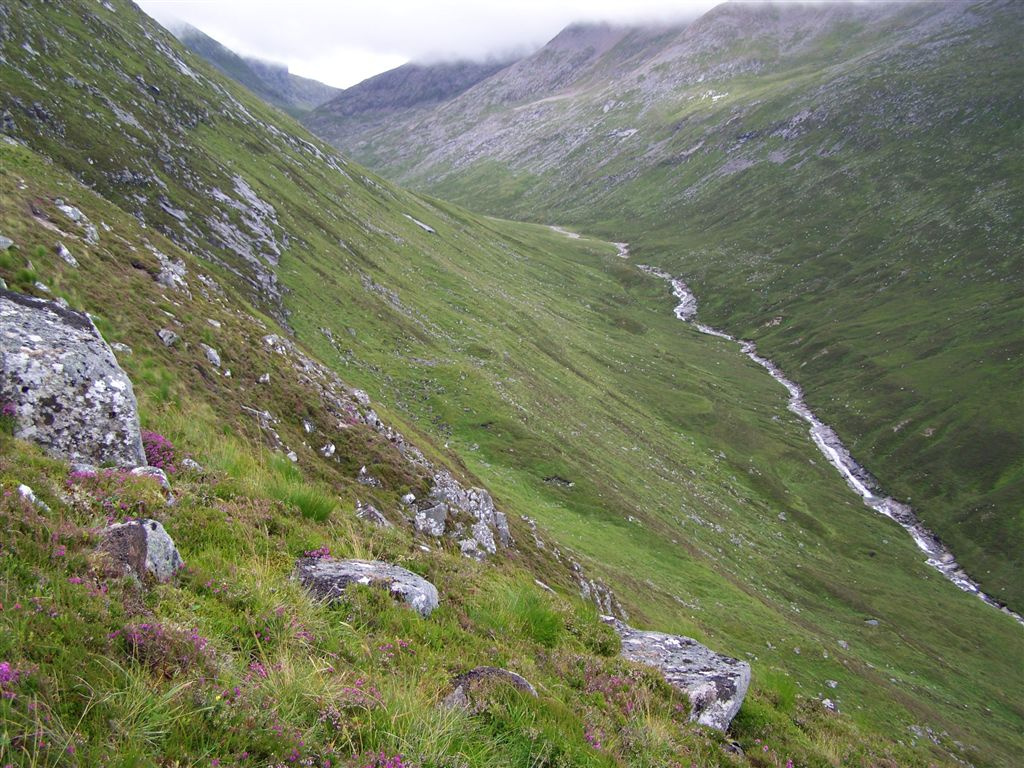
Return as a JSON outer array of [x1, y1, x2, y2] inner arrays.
[[310, 0, 1024, 611], [0, 1, 1022, 766]]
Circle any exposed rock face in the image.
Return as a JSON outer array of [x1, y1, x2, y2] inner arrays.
[[420, 469, 511, 558], [442, 666, 538, 712], [0, 289, 146, 467], [100, 519, 183, 582], [602, 616, 750, 731], [294, 557, 439, 617]]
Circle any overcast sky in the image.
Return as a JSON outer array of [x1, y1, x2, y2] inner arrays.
[[137, 1, 721, 89]]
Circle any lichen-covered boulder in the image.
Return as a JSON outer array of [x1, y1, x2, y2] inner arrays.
[[602, 616, 750, 731], [0, 289, 145, 467], [99, 519, 183, 582], [442, 666, 538, 712], [294, 557, 439, 617]]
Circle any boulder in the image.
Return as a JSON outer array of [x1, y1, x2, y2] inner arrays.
[[0, 289, 146, 467], [200, 344, 221, 367], [99, 518, 183, 582], [156, 328, 179, 347], [442, 666, 537, 712], [356, 501, 391, 528], [294, 557, 439, 617], [602, 616, 750, 731]]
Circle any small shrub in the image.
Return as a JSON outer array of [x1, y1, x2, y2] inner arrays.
[[0, 402, 16, 435], [142, 430, 178, 473], [110, 622, 217, 680]]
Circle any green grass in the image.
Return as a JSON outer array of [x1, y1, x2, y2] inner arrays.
[[0, 2, 1022, 766]]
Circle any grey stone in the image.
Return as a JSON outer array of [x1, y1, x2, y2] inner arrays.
[[200, 343, 221, 367], [110, 342, 133, 355], [130, 465, 171, 491], [442, 667, 537, 711], [602, 616, 750, 731], [320, 442, 336, 458], [0, 236, 13, 251], [180, 457, 204, 472], [294, 557, 438, 617], [56, 202, 83, 223], [414, 502, 447, 536], [1, 290, 146, 467], [100, 518, 183, 582], [258, 372, 271, 384], [84, 224, 99, 245], [156, 328, 179, 347], [356, 500, 391, 527], [18, 484, 50, 512], [56, 242, 78, 267]]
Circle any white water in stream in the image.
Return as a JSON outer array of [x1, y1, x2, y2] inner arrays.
[[639, 264, 1022, 626]]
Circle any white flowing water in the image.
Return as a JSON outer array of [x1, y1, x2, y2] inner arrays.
[[639, 264, 1022, 626]]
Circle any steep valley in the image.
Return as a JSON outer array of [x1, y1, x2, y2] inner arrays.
[[307, 0, 1024, 612], [0, 1, 1021, 766]]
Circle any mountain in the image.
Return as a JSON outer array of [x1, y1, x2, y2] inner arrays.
[[1, 1, 1022, 766], [304, 0, 1024, 611], [171, 22, 339, 116]]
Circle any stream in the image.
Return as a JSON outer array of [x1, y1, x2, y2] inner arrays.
[[638, 265, 1022, 626]]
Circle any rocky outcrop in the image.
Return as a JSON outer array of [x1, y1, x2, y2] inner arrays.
[[0, 289, 146, 467], [99, 519, 183, 582], [602, 616, 750, 731], [415, 469, 511, 559], [442, 666, 538, 712], [294, 557, 439, 617]]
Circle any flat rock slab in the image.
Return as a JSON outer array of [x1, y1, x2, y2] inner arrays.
[[295, 557, 439, 617], [0, 289, 145, 466], [443, 666, 538, 712], [100, 518, 183, 582], [602, 616, 750, 731]]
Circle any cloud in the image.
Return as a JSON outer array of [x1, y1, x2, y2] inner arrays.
[[137, 0, 717, 88]]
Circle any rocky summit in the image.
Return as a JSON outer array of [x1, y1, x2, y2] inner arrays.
[[0, 1, 1020, 766]]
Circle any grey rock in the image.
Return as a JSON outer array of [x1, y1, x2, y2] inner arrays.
[[110, 342, 133, 355], [156, 328, 179, 347], [258, 372, 271, 384], [18, 484, 51, 512], [130, 465, 171, 491], [0, 278, 6, 290], [356, 500, 391, 527], [56, 202, 84, 223], [100, 518, 183, 582], [56, 242, 78, 267], [180, 457, 204, 472], [1, 290, 146, 467], [320, 442, 336, 458], [84, 224, 99, 245], [414, 502, 447, 536], [33, 281, 50, 293], [294, 557, 439, 616], [0, 236, 13, 251], [602, 616, 750, 731], [286, 450, 298, 462], [401, 492, 416, 505], [200, 343, 221, 367], [357, 465, 382, 486], [837, 639, 850, 649], [442, 667, 537, 711], [865, 618, 879, 627]]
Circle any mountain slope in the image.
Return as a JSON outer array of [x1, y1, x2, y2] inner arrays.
[[0, 1, 1022, 766], [172, 22, 339, 116], [306, 0, 1024, 611]]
